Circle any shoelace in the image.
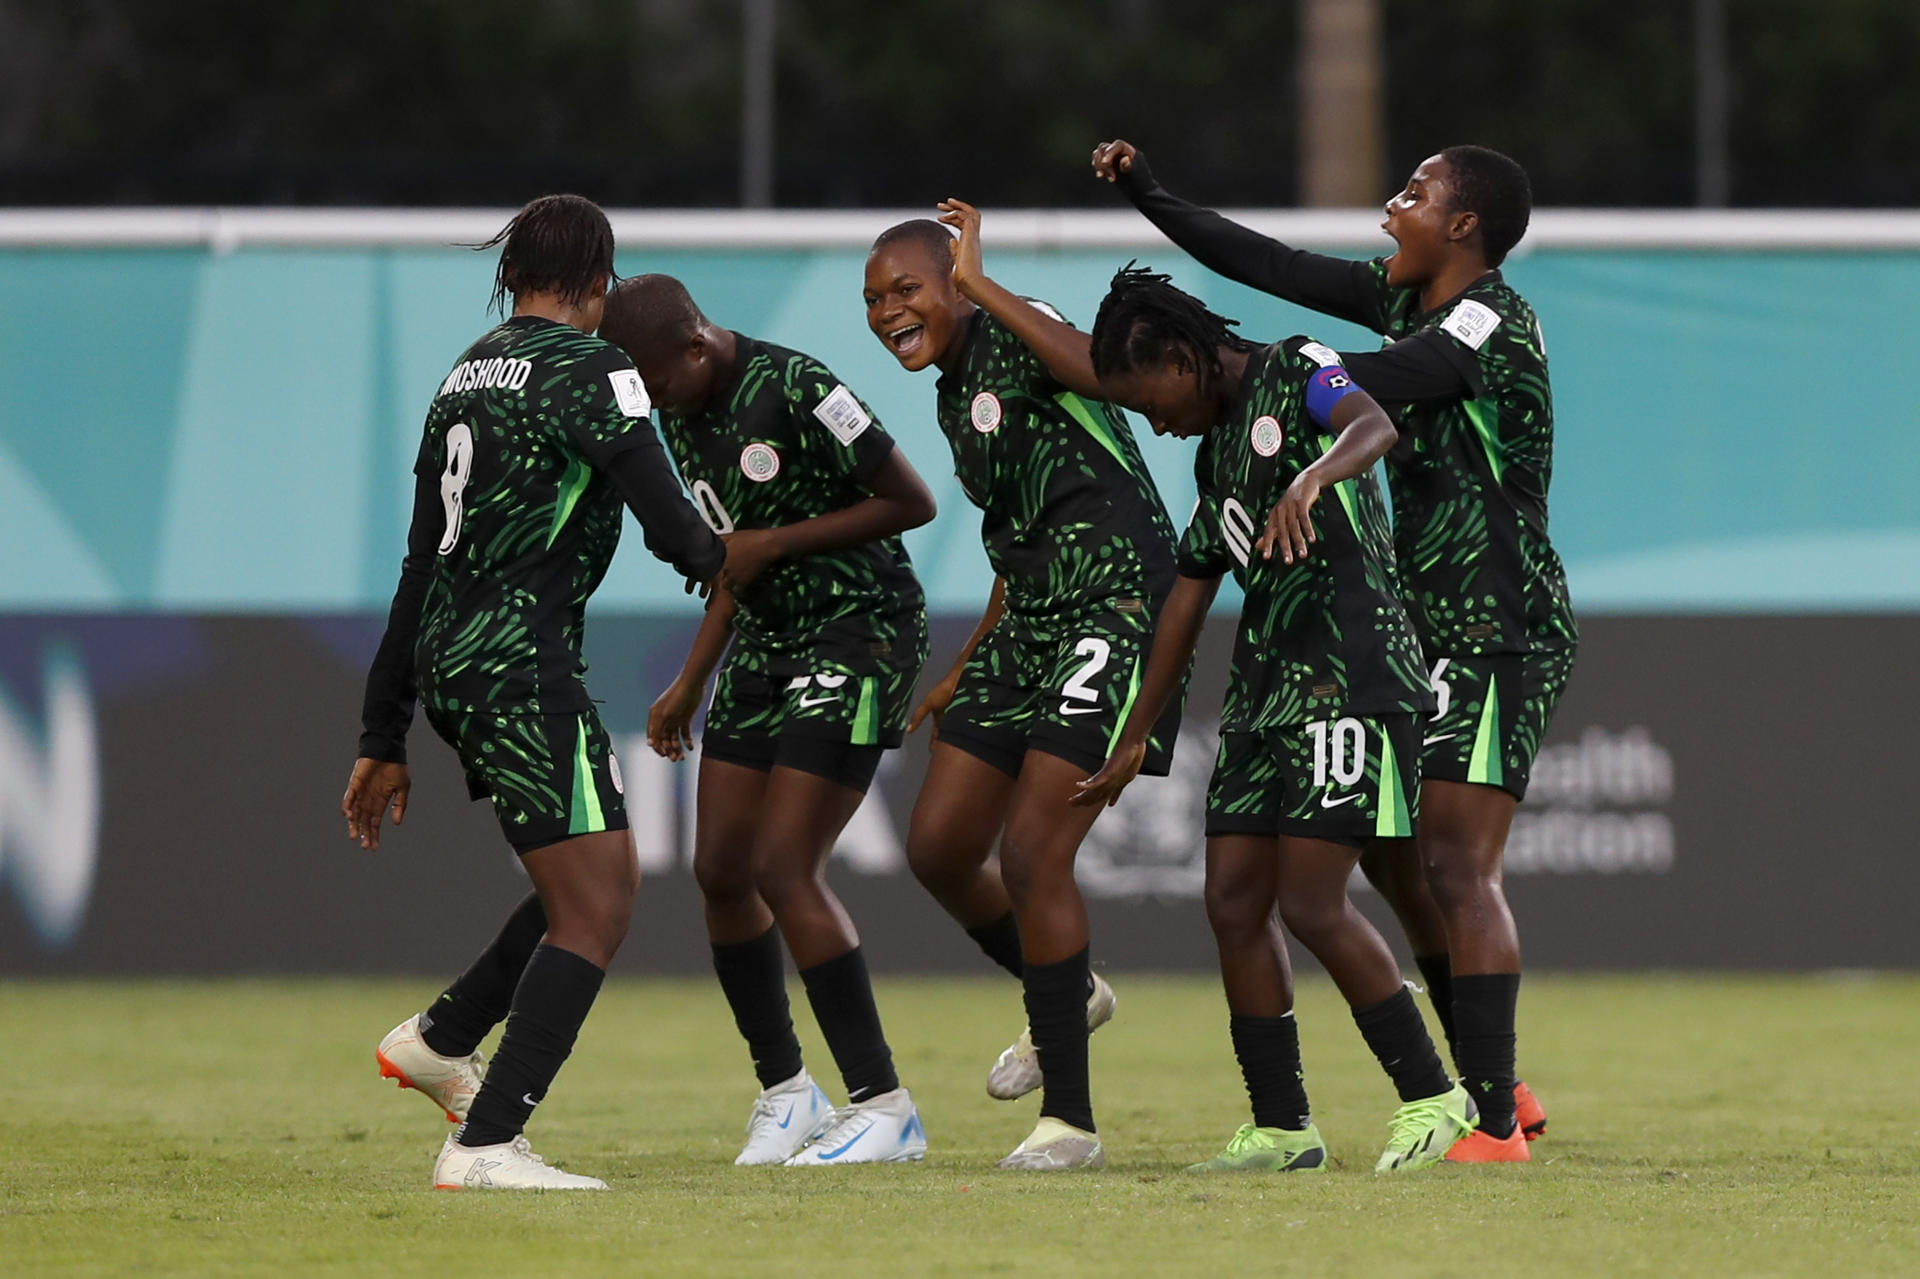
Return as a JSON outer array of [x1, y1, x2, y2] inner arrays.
[[810, 1107, 870, 1148], [509, 1136, 548, 1166], [1222, 1123, 1267, 1156], [1386, 1098, 1446, 1150], [744, 1094, 786, 1134]]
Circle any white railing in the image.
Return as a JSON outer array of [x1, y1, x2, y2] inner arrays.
[[2, 207, 1919, 252]]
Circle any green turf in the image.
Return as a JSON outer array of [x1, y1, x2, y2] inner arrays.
[[2, 974, 1916, 1278]]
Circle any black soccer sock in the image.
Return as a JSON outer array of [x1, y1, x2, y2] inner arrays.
[[798, 946, 899, 1103], [1230, 1012, 1311, 1131], [1414, 952, 1459, 1072], [1352, 985, 1453, 1104], [456, 944, 604, 1148], [1453, 972, 1521, 1138], [964, 911, 1025, 979], [711, 927, 804, 1089], [1025, 948, 1095, 1133], [419, 892, 548, 1058]]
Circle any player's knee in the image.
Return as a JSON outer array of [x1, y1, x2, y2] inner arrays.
[[1202, 880, 1267, 942], [748, 846, 817, 908], [693, 846, 755, 906], [1422, 848, 1498, 911], [905, 830, 972, 895], [1276, 892, 1349, 951]]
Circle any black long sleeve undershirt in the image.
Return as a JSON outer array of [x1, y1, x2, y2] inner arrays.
[[358, 470, 443, 764], [356, 438, 724, 764], [1114, 152, 1479, 405]]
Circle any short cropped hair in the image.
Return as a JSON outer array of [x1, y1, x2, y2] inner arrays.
[[599, 274, 706, 363], [870, 219, 956, 275], [1440, 146, 1531, 266]]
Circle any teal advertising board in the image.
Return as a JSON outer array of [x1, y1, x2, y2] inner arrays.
[[4, 239, 1918, 613]]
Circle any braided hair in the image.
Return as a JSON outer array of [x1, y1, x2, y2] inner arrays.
[[1090, 263, 1254, 398], [474, 193, 616, 315]]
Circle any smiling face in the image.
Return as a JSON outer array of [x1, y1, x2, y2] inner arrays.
[[1105, 350, 1217, 439], [1382, 154, 1470, 289], [863, 241, 967, 373]]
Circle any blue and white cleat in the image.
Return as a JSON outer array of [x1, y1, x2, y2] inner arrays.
[[735, 1069, 835, 1166], [781, 1087, 927, 1166]]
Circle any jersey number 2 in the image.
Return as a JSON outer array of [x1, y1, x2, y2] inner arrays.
[[437, 423, 474, 556]]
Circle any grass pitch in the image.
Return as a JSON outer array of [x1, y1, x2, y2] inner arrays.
[[3, 973, 1916, 1278]]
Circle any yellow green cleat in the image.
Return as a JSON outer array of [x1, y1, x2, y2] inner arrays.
[[1186, 1122, 1328, 1173]]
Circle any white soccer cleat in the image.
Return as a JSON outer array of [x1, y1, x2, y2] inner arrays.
[[735, 1070, 835, 1166], [432, 1133, 607, 1190], [995, 1117, 1106, 1171], [781, 1087, 927, 1166], [377, 1014, 485, 1123], [986, 972, 1118, 1101]]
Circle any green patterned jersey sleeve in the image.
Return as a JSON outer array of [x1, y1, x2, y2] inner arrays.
[[1175, 441, 1232, 580], [985, 303, 1065, 398], [784, 355, 897, 484], [554, 346, 660, 467]]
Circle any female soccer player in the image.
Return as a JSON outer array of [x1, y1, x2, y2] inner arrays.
[[599, 274, 936, 1167], [1093, 139, 1575, 1160], [862, 205, 1184, 1170], [344, 195, 725, 1190], [1071, 265, 1475, 1173]]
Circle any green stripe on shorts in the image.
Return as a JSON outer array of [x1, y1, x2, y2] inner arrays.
[[851, 676, 879, 746], [1467, 680, 1504, 789], [1105, 657, 1143, 758], [569, 716, 606, 836], [1374, 727, 1412, 839]]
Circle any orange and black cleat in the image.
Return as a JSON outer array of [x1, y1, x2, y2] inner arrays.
[[1514, 1080, 1548, 1141], [1444, 1123, 1531, 1163]]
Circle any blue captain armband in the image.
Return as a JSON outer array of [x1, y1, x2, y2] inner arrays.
[[1304, 364, 1361, 428]]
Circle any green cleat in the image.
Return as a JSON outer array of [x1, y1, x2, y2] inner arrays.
[[1374, 1083, 1478, 1173], [1186, 1122, 1328, 1173]]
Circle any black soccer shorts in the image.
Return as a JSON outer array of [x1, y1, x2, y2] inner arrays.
[[1417, 647, 1575, 800], [1205, 713, 1421, 847], [425, 703, 629, 855]]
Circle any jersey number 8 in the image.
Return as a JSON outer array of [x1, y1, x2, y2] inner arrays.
[[437, 423, 474, 556]]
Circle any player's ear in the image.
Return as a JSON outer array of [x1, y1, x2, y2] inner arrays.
[[1447, 208, 1479, 245]]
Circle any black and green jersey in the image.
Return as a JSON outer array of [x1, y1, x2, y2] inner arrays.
[[1177, 338, 1434, 733], [1368, 267, 1576, 657], [412, 316, 675, 713], [934, 308, 1177, 621], [659, 335, 925, 673]]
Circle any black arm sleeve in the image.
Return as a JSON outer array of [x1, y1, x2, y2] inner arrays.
[[1115, 151, 1388, 332], [601, 436, 727, 585], [357, 470, 443, 764], [1339, 330, 1484, 406]]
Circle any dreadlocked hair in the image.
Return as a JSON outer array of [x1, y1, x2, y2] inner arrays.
[[474, 193, 616, 315], [1090, 263, 1253, 397]]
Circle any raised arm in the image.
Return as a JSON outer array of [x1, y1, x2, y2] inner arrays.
[[1071, 572, 1220, 808], [1093, 140, 1388, 332], [937, 198, 1107, 400], [343, 466, 444, 850]]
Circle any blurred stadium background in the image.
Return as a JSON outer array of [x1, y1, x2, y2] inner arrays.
[[2, 0, 1916, 978]]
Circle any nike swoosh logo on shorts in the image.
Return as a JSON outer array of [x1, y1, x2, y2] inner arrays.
[[522, 1093, 539, 1107], [1319, 792, 1361, 810], [797, 693, 838, 708], [1423, 732, 1456, 746], [1058, 703, 1102, 717]]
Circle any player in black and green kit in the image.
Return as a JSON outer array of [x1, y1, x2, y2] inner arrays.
[[342, 196, 725, 1190], [863, 205, 1184, 1171], [1072, 266, 1475, 1173], [598, 274, 936, 1167], [1094, 139, 1576, 1160]]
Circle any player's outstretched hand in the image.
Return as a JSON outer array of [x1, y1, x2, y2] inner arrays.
[[342, 758, 410, 851], [718, 529, 782, 593], [1070, 741, 1146, 808], [1091, 139, 1139, 182], [936, 199, 984, 294], [1258, 469, 1323, 565], [907, 666, 962, 735], [648, 678, 701, 761]]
